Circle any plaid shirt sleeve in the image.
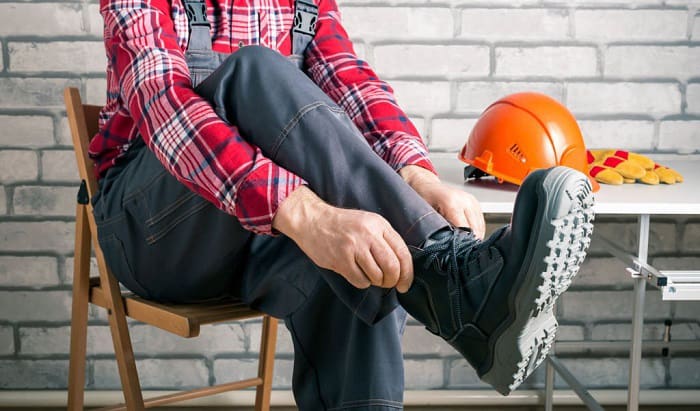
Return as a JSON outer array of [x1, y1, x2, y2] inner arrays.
[[100, 0, 305, 235], [305, 0, 437, 175]]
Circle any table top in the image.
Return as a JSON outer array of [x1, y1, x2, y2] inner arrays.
[[430, 153, 700, 215]]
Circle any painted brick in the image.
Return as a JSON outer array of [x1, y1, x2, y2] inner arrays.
[[249, 321, 294, 354], [0, 256, 58, 288], [0, 326, 14, 355], [460, 9, 569, 40], [557, 358, 664, 388], [429, 118, 477, 152], [0, 188, 6, 215], [567, 82, 681, 116], [588, 220, 637, 254], [13, 186, 76, 217], [658, 121, 700, 154], [447, 359, 489, 388], [0, 116, 54, 147], [56, 117, 73, 146], [575, 10, 687, 41], [652, 256, 700, 271], [214, 358, 293, 389], [64, 256, 99, 285], [495, 47, 597, 78], [390, 81, 451, 114], [456, 81, 563, 114], [688, 83, 700, 115], [9, 42, 106, 74], [129, 322, 247, 355], [94, 358, 209, 389], [0, 45, 3, 71], [342, 7, 453, 40], [578, 120, 655, 151], [86, 77, 108, 106], [694, 14, 700, 40], [404, 359, 444, 389], [592, 322, 700, 341], [670, 358, 700, 388], [559, 291, 671, 322], [448, 358, 543, 389], [0, 4, 84, 36], [674, 299, 700, 321], [374, 45, 489, 78], [0, 360, 69, 389], [557, 324, 585, 341], [0, 78, 81, 108], [570, 257, 630, 288], [0, 150, 38, 183], [606, 47, 700, 80], [41, 150, 80, 182], [0, 291, 71, 322], [682, 222, 700, 252], [87, 4, 104, 37], [19, 325, 113, 355], [0, 222, 74, 253], [402, 324, 453, 356]]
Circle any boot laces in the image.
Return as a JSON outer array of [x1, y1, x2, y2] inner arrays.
[[414, 229, 493, 285]]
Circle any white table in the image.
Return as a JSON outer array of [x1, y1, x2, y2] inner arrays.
[[429, 153, 700, 411]]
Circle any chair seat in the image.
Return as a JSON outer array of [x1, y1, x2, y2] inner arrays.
[[88, 277, 261, 338]]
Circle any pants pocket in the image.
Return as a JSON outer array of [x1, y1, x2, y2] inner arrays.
[[98, 233, 151, 298]]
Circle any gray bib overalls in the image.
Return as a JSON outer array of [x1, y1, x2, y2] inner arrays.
[[92, 0, 448, 408]]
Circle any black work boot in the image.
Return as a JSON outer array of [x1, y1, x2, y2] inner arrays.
[[398, 166, 595, 395]]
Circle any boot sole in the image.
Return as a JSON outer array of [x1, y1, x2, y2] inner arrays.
[[481, 167, 595, 395]]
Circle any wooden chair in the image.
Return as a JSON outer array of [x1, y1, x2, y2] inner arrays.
[[64, 87, 278, 410]]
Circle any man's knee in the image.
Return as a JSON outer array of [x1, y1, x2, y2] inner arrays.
[[229, 45, 290, 69]]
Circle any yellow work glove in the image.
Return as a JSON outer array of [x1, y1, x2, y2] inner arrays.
[[586, 149, 683, 185]]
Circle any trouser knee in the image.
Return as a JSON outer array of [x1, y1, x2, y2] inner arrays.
[[226, 45, 294, 74]]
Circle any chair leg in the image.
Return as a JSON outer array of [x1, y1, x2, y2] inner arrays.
[[96, 247, 145, 409], [67, 207, 92, 410], [254, 316, 278, 411]]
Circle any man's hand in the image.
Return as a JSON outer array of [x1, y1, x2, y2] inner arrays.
[[400, 165, 486, 239], [272, 186, 414, 292]]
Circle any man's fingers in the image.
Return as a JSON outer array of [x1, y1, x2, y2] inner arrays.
[[382, 229, 414, 293], [445, 209, 469, 229], [355, 249, 384, 287], [345, 261, 372, 289], [465, 208, 485, 239], [369, 241, 401, 288]]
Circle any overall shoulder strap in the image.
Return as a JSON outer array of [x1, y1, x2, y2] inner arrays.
[[183, 0, 212, 51], [292, 0, 318, 64]]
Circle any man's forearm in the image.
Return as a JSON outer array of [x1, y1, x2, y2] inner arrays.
[[399, 164, 441, 188]]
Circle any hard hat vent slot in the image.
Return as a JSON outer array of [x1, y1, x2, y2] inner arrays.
[[508, 143, 527, 163]]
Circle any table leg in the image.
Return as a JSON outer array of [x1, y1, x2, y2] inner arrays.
[[545, 356, 555, 411], [627, 214, 650, 411]]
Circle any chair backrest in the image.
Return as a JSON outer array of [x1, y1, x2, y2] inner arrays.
[[64, 87, 102, 203]]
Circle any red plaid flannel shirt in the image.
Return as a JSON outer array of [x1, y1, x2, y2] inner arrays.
[[90, 0, 436, 235]]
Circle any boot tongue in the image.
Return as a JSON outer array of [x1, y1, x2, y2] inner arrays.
[[419, 226, 455, 249]]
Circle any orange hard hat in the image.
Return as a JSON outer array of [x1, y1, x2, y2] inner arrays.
[[459, 92, 599, 192]]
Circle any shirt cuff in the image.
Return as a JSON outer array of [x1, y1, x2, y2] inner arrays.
[[233, 160, 307, 235], [383, 133, 438, 176]]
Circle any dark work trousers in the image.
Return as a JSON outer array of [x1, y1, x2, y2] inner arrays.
[[92, 45, 449, 410]]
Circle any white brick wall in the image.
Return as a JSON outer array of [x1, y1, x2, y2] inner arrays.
[[0, 0, 698, 395]]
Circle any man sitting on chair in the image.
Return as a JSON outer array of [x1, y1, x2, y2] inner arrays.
[[89, 0, 594, 408]]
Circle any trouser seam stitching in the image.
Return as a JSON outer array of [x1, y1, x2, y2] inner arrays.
[[272, 102, 345, 158]]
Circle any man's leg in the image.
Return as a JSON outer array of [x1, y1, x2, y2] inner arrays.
[[92, 142, 408, 410], [242, 234, 407, 411], [194, 46, 449, 248], [193, 45, 595, 395]]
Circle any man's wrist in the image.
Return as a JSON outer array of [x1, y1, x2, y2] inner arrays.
[[272, 185, 328, 239], [399, 164, 440, 188]]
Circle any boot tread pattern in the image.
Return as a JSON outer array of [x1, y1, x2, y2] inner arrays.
[[507, 176, 595, 393]]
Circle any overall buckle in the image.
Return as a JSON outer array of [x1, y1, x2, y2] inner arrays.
[[293, 0, 318, 36], [184, 0, 210, 27]]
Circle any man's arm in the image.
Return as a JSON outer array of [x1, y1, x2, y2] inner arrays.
[[101, 0, 305, 234], [304, 0, 435, 175]]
